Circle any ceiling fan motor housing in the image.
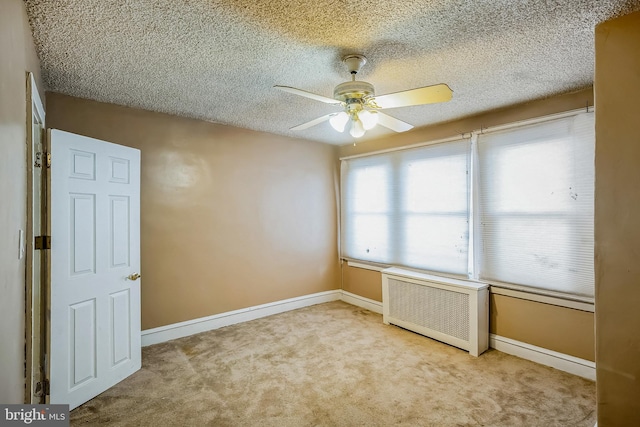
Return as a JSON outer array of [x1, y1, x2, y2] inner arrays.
[[333, 81, 375, 103]]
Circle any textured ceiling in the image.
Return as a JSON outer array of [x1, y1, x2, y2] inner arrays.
[[25, 0, 640, 145]]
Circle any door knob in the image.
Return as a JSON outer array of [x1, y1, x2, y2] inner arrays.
[[127, 273, 141, 281]]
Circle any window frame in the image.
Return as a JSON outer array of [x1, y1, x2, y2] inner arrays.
[[339, 108, 595, 305], [341, 136, 471, 277]]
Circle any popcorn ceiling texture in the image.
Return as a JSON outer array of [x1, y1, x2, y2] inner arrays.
[[24, 0, 640, 145]]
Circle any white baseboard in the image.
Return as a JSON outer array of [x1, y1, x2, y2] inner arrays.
[[142, 292, 596, 383], [340, 290, 383, 314], [490, 334, 596, 381], [141, 290, 341, 346]]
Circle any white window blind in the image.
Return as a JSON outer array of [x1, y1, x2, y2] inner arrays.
[[341, 139, 470, 275], [476, 113, 595, 297]]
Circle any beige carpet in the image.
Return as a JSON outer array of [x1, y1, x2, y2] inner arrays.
[[71, 301, 596, 426]]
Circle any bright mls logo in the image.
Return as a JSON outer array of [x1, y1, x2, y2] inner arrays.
[[0, 405, 68, 427]]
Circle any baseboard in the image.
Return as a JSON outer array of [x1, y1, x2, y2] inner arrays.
[[490, 334, 596, 381], [141, 290, 342, 346], [340, 290, 383, 314], [142, 292, 596, 383]]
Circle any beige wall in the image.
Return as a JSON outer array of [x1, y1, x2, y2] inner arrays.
[[0, 0, 43, 404], [342, 264, 382, 302], [595, 10, 640, 425], [491, 294, 594, 361], [339, 89, 597, 362], [46, 93, 340, 329]]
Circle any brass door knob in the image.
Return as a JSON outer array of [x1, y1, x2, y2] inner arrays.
[[127, 273, 141, 281]]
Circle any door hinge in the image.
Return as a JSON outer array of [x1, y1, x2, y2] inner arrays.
[[34, 236, 51, 250], [34, 379, 49, 397], [46, 151, 51, 168]]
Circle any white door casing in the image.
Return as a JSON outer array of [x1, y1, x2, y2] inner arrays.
[[25, 72, 46, 403], [49, 130, 141, 409]]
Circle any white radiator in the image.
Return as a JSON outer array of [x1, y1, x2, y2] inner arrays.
[[382, 267, 489, 357]]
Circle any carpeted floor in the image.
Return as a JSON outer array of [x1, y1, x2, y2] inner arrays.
[[70, 301, 596, 426]]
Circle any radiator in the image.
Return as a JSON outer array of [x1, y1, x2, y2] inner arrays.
[[382, 267, 489, 356]]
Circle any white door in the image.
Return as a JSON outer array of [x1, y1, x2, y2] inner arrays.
[[49, 129, 141, 410]]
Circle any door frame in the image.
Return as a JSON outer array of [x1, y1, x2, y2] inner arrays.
[[24, 72, 47, 403]]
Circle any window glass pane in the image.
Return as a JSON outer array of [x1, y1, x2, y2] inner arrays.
[[403, 154, 468, 213], [341, 158, 392, 262], [405, 214, 468, 274], [349, 214, 389, 262], [352, 165, 389, 213], [485, 138, 571, 213], [481, 217, 593, 294]]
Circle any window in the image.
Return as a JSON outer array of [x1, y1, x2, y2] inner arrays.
[[341, 111, 595, 298], [476, 113, 594, 297], [341, 138, 470, 275], [341, 158, 391, 263]]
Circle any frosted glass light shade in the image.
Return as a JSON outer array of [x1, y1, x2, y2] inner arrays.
[[329, 112, 349, 132], [359, 110, 378, 130], [350, 117, 366, 138]]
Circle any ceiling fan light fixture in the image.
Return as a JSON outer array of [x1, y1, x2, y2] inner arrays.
[[329, 112, 349, 132], [276, 53, 453, 139], [359, 110, 378, 130], [349, 117, 366, 138]]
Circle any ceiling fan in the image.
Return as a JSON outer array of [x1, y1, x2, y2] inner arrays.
[[275, 54, 453, 139]]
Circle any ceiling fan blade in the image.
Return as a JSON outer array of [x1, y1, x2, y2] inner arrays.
[[290, 113, 336, 131], [372, 83, 453, 109], [274, 85, 341, 105], [376, 112, 414, 132]]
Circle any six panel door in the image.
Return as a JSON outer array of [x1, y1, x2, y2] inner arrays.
[[49, 129, 141, 410]]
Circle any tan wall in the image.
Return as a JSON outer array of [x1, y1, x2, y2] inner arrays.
[[0, 0, 43, 404], [490, 294, 594, 361], [342, 265, 594, 361], [342, 264, 382, 302], [339, 89, 597, 362], [338, 87, 593, 158], [595, 10, 640, 425], [46, 93, 340, 330]]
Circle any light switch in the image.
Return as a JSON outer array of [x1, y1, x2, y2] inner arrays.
[[18, 229, 25, 260]]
